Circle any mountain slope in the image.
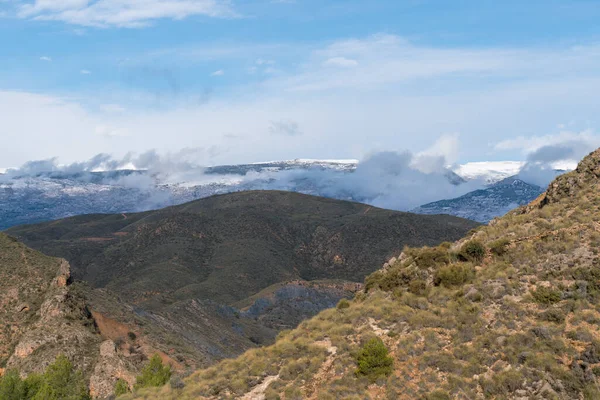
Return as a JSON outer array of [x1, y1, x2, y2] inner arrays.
[[0, 233, 140, 398], [5, 190, 478, 393], [412, 176, 543, 223], [128, 149, 600, 399], [7, 191, 478, 307]]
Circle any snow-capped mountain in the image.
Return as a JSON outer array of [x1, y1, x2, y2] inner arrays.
[[452, 161, 525, 184], [0, 158, 573, 229], [411, 177, 544, 223]]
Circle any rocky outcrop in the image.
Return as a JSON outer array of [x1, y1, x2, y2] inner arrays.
[[0, 235, 141, 398], [89, 340, 136, 399], [541, 148, 600, 207]]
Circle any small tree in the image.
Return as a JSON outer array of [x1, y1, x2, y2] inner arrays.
[[355, 337, 394, 382], [0, 369, 26, 400], [134, 355, 172, 390], [460, 240, 486, 262], [114, 378, 130, 396], [33, 355, 90, 400]]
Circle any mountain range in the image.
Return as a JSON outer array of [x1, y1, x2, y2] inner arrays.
[[0, 159, 566, 229], [1, 191, 477, 398], [121, 148, 600, 400]]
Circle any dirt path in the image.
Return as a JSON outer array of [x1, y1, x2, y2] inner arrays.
[[240, 375, 280, 400], [305, 338, 338, 399]]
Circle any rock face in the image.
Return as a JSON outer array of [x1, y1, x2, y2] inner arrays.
[[0, 233, 140, 399], [541, 149, 600, 206], [89, 341, 136, 399]]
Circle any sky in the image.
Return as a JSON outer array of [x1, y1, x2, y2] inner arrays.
[[2, 0, 600, 169]]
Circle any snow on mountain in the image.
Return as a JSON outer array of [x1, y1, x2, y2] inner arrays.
[[452, 161, 525, 184], [0, 158, 577, 229]]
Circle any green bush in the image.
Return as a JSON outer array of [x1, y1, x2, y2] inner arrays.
[[539, 308, 566, 323], [33, 355, 90, 400], [336, 298, 350, 309], [0, 355, 91, 400], [114, 378, 130, 396], [355, 337, 394, 382], [413, 246, 450, 269], [408, 280, 428, 296], [489, 238, 510, 256], [134, 354, 172, 390], [460, 240, 486, 262], [0, 369, 26, 400], [531, 286, 562, 305], [434, 264, 474, 287], [424, 390, 451, 400]]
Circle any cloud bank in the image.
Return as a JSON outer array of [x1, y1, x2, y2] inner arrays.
[[16, 0, 235, 27]]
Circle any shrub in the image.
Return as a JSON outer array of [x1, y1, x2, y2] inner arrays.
[[365, 267, 417, 293], [531, 286, 562, 305], [33, 355, 90, 400], [434, 264, 474, 288], [460, 240, 486, 262], [127, 331, 137, 341], [0, 369, 26, 400], [408, 280, 428, 296], [355, 337, 394, 382], [337, 298, 350, 310], [413, 246, 450, 269], [489, 238, 510, 256], [114, 379, 130, 396], [424, 390, 451, 400], [539, 308, 566, 323], [134, 354, 172, 390]]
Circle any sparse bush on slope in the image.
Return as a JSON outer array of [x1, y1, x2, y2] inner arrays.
[[134, 354, 172, 390], [354, 337, 394, 382], [0, 355, 90, 400], [126, 149, 600, 400]]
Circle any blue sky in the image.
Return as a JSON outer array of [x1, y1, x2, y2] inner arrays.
[[2, 0, 600, 168]]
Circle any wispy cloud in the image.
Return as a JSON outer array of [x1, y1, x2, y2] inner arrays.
[[494, 130, 600, 156], [269, 120, 301, 136], [324, 57, 358, 68], [210, 69, 224, 76], [80, 69, 91, 74], [17, 0, 236, 28], [39, 56, 52, 61]]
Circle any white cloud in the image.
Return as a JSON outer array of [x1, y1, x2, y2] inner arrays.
[[269, 120, 301, 136], [95, 124, 128, 137], [39, 56, 52, 61], [324, 57, 358, 68], [4, 35, 600, 168], [100, 103, 126, 113], [210, 69, 224, 76], [256, 58, 275, 65], [494, 130, 600, 155], [17, 0, 236, 28], [80, 69, 91, 74]]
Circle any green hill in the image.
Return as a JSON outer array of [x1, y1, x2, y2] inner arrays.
[[6, 190, 478, 307], [4, 190, 477, 397], [123, 152, 600, 399]]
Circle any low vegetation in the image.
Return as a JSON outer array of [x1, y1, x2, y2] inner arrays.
[[121, 149, 600, 399], [0, 355, 90, 400], [134, 355, 172, 390], [354, 337, 393, 381]]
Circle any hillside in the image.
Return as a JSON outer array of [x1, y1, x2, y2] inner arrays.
[[6, 191, 477, 307], [0, 233, 139, 398], [412, 177, 543, 223], [126, 150, 600, 399], [4, 191, 477, 394]]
